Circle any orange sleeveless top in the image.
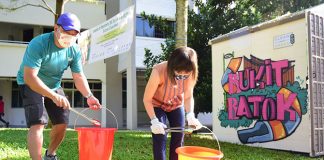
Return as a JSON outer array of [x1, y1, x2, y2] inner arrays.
[[152, 61, 189, 112]]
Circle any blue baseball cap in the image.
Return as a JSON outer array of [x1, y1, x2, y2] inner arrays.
[[57, 13, 81, 33]]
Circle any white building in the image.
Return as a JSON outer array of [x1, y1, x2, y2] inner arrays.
[[0, 0, 177, 129], [210, 4, 324, 157]]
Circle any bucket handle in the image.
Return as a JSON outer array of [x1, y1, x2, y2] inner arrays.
[[166, 125, 221, 152], [73, 106, 119, 129], [201, 126, 221, 152]]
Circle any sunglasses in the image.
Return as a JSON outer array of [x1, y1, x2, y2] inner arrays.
[[174, 73, 191, 80]]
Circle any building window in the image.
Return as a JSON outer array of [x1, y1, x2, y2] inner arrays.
[[61, 80, 102, 108], [11, 81, 23, 108], [23, 29, 34, 42], [136, 16, 175, 38], [43, 27, 54, 34], [136, 16, 155, 37], [122, 76, 127, 108]]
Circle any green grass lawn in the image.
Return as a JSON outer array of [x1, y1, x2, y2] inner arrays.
[[0, 128, 322, 160]]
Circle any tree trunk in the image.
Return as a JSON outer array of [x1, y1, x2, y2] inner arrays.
[[175, 0, 188, 48], [55, 0, 66, 23]]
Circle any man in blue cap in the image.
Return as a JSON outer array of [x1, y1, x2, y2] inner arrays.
[[17, 12, 101, 160]]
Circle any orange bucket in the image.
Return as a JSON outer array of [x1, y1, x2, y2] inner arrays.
[[76, 128, 117, 160], [176, 146, 223, 160]]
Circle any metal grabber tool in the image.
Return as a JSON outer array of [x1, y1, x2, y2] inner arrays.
[[69, 107, 101, 127]]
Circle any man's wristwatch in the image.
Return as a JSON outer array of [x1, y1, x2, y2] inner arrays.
[[85, 93, 93, 99]]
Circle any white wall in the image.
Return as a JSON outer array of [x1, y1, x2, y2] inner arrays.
[[0, 43, 26, 76], [136, 0, 176, 19], [136, 37, 166, 68], [308, 3, 324, 16], [0, 0, 105, 29], [118, 36, 165, 71], [197, 112, 213, 127]]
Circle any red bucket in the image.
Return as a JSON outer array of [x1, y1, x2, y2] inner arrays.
[[76, 128, 117, 160]]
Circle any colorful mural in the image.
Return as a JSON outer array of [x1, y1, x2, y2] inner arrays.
[[218, 54, 308, 144]]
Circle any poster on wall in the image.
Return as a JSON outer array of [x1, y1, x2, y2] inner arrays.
[[78, 5, 135, 64], [219, 54, 308, 144]]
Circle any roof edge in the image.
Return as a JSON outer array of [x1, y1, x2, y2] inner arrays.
[[208, 10, 305, 45]]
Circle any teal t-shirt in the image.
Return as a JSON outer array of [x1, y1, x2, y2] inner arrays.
[[17, 32, 83, 90]]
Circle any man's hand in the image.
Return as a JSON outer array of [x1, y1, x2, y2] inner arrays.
[[87, 96, 101, 110], [52, 94, 70, 109]]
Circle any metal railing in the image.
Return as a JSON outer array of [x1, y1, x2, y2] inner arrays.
[[0, 40, 29, 45]]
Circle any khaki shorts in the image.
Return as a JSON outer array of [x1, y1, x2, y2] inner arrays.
[[19, 85, 70, 128]]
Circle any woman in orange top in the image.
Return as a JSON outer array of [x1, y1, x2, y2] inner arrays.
[[143, 46, 202, 160]]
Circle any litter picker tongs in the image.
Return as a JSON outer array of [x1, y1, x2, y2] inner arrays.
[[165, 126, 195, 134], [69, 107, 101, 126]]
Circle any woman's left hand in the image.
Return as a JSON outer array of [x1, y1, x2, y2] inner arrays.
[[186, 112, 203, 130]]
